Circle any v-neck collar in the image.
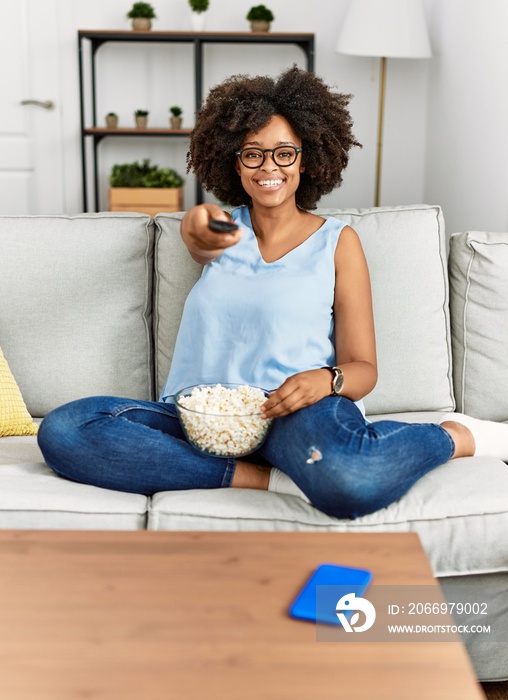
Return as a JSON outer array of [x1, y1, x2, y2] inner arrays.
[[244, 208, 330, 265]]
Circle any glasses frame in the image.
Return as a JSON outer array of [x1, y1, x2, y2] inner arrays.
[[235, 146, 303, 169]]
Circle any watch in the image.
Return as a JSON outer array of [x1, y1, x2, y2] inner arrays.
[[322, 366, 344, 396]]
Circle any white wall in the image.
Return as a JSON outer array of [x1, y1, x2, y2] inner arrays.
[[44, 0, 508, 232], [423, 0, 508, 233], [56, 0, 430, 213]]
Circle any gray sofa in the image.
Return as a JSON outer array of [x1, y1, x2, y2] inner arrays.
[[1, 205, 507, 680]]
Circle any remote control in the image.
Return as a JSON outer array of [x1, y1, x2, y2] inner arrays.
[[209, 219, 239, 233]]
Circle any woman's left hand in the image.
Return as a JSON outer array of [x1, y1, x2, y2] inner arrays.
[[260, 369, 332, 419]]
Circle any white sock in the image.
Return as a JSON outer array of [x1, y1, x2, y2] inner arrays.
[[440, 413, 508, 461], [268, 468, 311, 503]]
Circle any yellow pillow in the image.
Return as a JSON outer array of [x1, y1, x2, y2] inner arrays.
[[0, 345, 39, 437]]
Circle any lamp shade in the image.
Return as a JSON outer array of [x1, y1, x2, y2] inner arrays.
[[336, 0, 432, 59]]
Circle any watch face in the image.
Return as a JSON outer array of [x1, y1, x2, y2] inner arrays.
[[333, 369, 344, 395]]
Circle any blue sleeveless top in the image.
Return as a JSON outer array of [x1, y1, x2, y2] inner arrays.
[[160, 206, 364, 413]]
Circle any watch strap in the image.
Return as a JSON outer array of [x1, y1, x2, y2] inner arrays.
[[321, 366, 344, 395]]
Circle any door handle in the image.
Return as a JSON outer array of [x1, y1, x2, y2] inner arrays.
[[21, 99, 55, 110]]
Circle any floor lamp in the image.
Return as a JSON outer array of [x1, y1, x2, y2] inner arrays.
[[335, 0, 432, 206]]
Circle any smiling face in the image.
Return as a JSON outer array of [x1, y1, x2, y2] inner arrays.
[[235, 115, 304, 210]]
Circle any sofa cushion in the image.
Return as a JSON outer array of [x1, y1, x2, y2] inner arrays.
[[148, 412, 508, 578], [0, 345, 38, 436], [154, 206, 454, 414], [0, 433, 148, 529], [154, 213, 201, 396], [0, 214, 155, 416], [318, 206, 454, 414], [449, 230, 508, 421]]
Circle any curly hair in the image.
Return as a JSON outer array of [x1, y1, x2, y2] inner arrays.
[[187, 65, 361, 210]]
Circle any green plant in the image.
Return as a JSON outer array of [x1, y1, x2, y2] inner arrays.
[[126, 2, 157, 19], [134, 109, 149, 116], [109, 159, 152, 187], [143, 167, 184, 188], [246, 4, 274, 22], [107, 112, 118, 117], [188, 0, 209, 13], [169, 106, 183, 117], [109, 160, 184, 188]]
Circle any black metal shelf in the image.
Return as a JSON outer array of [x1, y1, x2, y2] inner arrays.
[[78, 30, 315, 212]]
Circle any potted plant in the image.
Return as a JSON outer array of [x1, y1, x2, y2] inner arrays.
[[126, 2, 157, 31], [169, 106, 183, 129], [105, 112, 118, 128], [134, 109, 149, 128], [109, 159, 184, 215], [246, 4, 274, 32], [188, 0, 209, 31]]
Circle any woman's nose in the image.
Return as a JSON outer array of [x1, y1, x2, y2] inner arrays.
[[261, 153, 279, 170]]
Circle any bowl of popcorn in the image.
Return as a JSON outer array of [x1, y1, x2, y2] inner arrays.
[[174, 383, 273, 458]]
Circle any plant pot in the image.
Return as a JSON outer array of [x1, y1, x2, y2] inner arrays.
[[109, 187, 183, 216], [131, 18, 152, 30], [191, 12, 207, 31], [105, 115, 118, 128], [170, 116, 182, 129], [250, 20, 270, 32], [135, 116, 148, 128]]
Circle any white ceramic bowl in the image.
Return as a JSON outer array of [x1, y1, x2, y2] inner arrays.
[[174, 383, 273, 458]]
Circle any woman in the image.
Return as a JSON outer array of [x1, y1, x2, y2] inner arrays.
[[38, 66, 507, 519]]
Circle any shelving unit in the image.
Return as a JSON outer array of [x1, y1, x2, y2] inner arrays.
[[78, 30, 315, 212]]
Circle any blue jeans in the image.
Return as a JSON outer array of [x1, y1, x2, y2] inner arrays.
[[38, 395, 455, 519]]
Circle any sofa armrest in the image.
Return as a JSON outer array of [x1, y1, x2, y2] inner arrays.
[[449, 230, 508, 421]]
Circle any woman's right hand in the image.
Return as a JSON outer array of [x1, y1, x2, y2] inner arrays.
[[181, 204, 243, 265]]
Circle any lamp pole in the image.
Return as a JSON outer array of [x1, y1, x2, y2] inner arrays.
[[375, 56, 387, 208]]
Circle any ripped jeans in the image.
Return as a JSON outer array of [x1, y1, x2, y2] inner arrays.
[[37, 395, 455, 519]]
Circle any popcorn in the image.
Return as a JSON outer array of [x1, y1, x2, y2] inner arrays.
[[175, 384, 272, 457]]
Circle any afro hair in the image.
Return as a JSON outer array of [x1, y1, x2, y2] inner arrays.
[[187, 65, 361, 210]]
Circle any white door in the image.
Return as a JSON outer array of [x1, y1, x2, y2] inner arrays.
[[0, 0, 64, 214]]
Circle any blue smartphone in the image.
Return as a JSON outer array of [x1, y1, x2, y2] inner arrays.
[[289, 563, 372, 626]]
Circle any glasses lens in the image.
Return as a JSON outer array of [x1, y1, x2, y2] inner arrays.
[[240, 148, 264, 168], [273, 146, 298, 166]]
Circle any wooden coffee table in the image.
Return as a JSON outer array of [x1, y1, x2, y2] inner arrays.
[[0, 530, 485, 699]]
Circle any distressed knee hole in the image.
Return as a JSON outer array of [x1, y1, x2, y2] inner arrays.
[[306, 447, 323, 464]]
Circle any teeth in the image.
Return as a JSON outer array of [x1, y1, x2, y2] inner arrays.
[[257, 180, 283, 187]]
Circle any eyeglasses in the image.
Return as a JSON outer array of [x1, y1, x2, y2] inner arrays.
[[235, 146, 303, 169]]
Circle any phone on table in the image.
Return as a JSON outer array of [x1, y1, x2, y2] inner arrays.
[[289, 563, 372, 626]]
